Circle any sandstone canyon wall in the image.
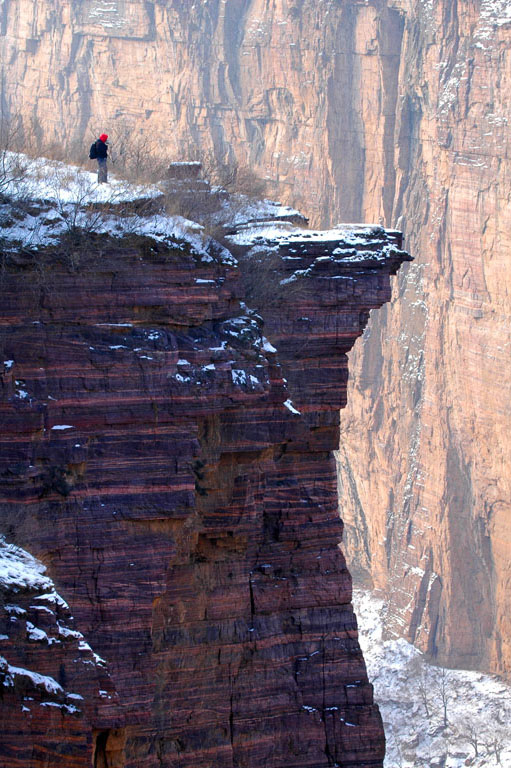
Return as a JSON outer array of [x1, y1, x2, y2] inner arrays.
[[338, 0, 511, 678], [0, 202, 409, 767], [0, 0, 405, 226], [0, 0, 510, 677]]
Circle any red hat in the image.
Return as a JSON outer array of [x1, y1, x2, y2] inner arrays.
[[99, 133, 108, 142]]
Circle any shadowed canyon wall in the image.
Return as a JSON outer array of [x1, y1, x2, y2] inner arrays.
[[1, 0, 510, 677]]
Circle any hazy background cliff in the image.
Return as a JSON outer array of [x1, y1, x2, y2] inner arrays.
[[1, 0, 510, 677]]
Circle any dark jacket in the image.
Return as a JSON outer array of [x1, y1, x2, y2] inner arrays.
[[95, 139, 108, 159]]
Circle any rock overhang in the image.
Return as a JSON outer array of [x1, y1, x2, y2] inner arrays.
[[0, 179, 410, 768]]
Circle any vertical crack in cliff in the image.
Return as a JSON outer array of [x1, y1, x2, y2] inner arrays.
[[336, 448, 372, 584], [379, 7, 406, 226], [320, 635, 336, 768], [229, 687, 235, 760], [248, 570, 255, 629]]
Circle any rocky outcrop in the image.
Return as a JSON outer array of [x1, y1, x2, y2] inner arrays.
[[2, 0, 510, 680], [0, 538, 122, 768], [0, 204, 409, 767]]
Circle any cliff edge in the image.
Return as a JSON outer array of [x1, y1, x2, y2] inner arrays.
[[0, 165, 410, 767]]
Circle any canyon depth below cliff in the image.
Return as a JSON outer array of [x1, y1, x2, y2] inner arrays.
[[1, 0, 510, 678]]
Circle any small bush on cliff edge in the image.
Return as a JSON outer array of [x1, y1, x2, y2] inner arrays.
[[0, 112, 34, 202], [235, 247, 306, 310], [193, 148, 267, 198]]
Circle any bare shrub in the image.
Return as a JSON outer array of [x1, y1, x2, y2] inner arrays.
[[409, 656, 434, 720], [484, 731, 506, 764], [103, 123, 173, 184], [195, 149, 267, 198], [0, 505, 37, 552], [460, 725, 482, 760], [235, 245, 307, 312], [438, 667, 451, 728], [0, 111, 35, 200]]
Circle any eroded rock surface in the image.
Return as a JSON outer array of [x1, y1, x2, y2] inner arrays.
[[0, 538, 122, 767], [338, 0, 511, 678], [0, 209, 409, 766], [2, 0, 509, 685]]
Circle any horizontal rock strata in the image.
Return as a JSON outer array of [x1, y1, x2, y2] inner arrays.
[[3, 0, 511, 676], [0, 538, 122, 768], [337, 0, 511, 678], [0, 219, 409, 767]]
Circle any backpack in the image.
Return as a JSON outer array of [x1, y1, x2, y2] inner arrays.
[[89, 141, 98, 160]]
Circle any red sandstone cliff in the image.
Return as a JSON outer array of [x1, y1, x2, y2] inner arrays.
[[1, 0, 509, 681], [0, 182, 410, 767]]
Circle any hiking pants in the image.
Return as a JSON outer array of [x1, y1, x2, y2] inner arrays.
[[97, 158, 108, 183]]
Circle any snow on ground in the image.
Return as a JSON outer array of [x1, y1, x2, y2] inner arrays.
[[0, 152, 398, 267], [227, 195, 305, 227], [0, 152, 215, 257], [87, 0, 125, 31], [102, 211, 209, 255], [2, 152, 161, 204], [475, 0, 511, 48], [353, 589, 511, 768], [227, 220, 390, 248]]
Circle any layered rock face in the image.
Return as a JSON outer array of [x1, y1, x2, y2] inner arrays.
[[338, 0, 511, 678], [1, 0, 510, 677], [0, 216, 409, 767], [0, 539, 123, 767]]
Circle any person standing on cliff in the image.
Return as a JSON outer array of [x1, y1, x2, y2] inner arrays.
[[89, 134, 109, 183]]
